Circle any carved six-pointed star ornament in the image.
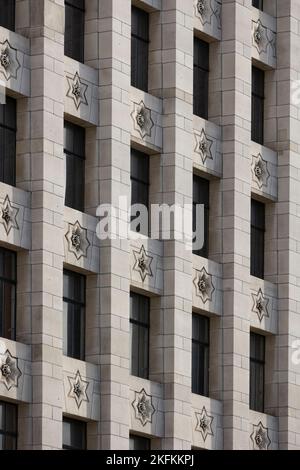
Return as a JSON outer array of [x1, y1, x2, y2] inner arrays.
[[132, 388, 155, 427], [0, 40, 21, 81], [68, 370, 89, 409], [65, 220, 90, 260], [250, 421, 271, 450], [251, 154, 270, 189], [252, 20, 268, 54], [131, 101, 154, 139], [0, 350, 22, 391], [193, 267, 215, 303], [252, 288, 270, 322], [195, 129, 213, 164], [66, 72, 88, 110], [195, 407, 214, 441], [0, 195, 19, 235], [133, 245, 153, 282]]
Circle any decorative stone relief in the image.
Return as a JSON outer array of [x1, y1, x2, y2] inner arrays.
[[252, 288, 269, 322], [251, 153, 270, 189], [194, 0, 221, 29], [195, 129, 213, 164], [131, 101, 154, 139], [0, 40, 20, 81], [66, 71, 88, 110], [250, 421, 271, 450], [133, 245, 153, 282], [132, 388, 155, 427], [0, 350, 22, 391], [0, 195, 19, 235], [193, 267, 215, 303], [68, 370, 89, 409], [65, 220, 90, 260], [195, 407, 214, 441], [252, 20, 276, 57]]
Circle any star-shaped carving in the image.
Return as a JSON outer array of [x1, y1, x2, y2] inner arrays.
[[195, 129, 213, 164], [252, 288, 269, 322], [131, 101, 154, 139], [132, 388, 155, 427], [133, 245, 153, 282], [66, 72, 88, 110], [252, 20, 268, 54], [195, 407, 214, 441], [194, 0, 209, 24], [68, 370, 89, 409], [250, 421, 271, 450], [0, 40, 21, 81], [193, 267, 215, 303], [0, 350, 22, 391], [251, 154, 270, 189], [0, 195, 19, 235], [65, 220, 90, 260]]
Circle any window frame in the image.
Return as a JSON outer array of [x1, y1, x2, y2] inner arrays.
[[64, 120, 86, 213], [252, 0, 263, 10], [131, 6, 149, 92], [63, 269, 86, 361], [193, 37, 209, 120], [192, 313, 210, 397], [251, 66, 265, 145], [129, 434, 151, 451], [0, 96, 17, 187], [193, 174, 210, 258], [0, 401, 18, 450], [250, 332, 265, 413], [62, 417, 87, 450], [130, 292, 150, 380], [64, 0, 85, 63], [0, 247, 17, 341], [251, 199, 265, 279]]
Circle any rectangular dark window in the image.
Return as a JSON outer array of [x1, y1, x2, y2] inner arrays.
[[192, 314, 209, 397], [63, 269, 85, 360], [63, 418, 86, 450], [251, 199, 265, 279], [129, 434, 151, 451], [0, 97, 16, 186], [131, 6, 149, 92], [250, 332, 265, 412], [130, 292, 150, 380], [252, 0, 263, 10], [252, 66, 265, 145], [65, 0, 85, 63], [0, 248, 17, 341], [0, 0, 15, 31], [0, 401, 17, 450], [193, 175, 209, 258], [131, 148, 149, 235], [64, 121, 85, 212], [194, 37, 209, 119]]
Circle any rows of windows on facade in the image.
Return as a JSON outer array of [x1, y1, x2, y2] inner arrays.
[[0, 0, 267, 451]]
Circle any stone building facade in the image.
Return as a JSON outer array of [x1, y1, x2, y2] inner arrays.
[[0, 0, 299, 450]]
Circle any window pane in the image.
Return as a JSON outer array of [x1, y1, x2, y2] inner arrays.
[[251, 67, 264, 145], [194, 37, 209, 119], [193, 175, 209, 258], [64, 121, 85, 212], [63, 270, 85, 360], [0, 402, 17, 450], [0, 98, 16, 187], [0, 0, 15, 31], [251, 200, 265, 279], [0, 249, 16, 340], [250, 333, 265, 412], [63, 418, 86, 450], [252, 0, 263, 11], [130, 292, 150, 379], [192, 314, 209, 396], [65, 1, 85, 62], [130, 435, 150, 450], [131, 7, 149, 91]]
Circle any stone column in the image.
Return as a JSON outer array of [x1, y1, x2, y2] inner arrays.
[[221, 0, 252, 449], [160, 0, 194, 449]]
